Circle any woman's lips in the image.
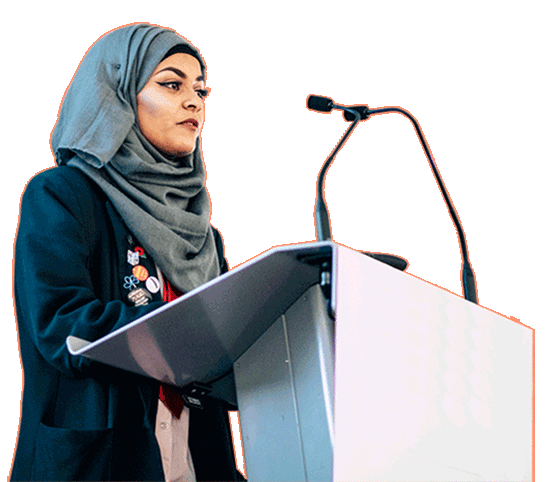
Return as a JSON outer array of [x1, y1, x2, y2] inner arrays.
[[179, 118, 199, 130]]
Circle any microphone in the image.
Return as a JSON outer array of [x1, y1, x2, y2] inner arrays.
[[307, 94, 478, 304], [308, 95, 372, 121], [307, 95, 334, 113]]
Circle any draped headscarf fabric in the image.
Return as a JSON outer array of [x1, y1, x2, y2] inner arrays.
[[51, 23, 220, 293]]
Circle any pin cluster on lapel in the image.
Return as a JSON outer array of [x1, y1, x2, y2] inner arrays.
[[125, 235, 161, 306]]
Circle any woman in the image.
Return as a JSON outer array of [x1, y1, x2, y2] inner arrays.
[[11, 23, 242, 481]]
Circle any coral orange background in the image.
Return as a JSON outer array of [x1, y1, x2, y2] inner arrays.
[[3, 5, 542, 480]]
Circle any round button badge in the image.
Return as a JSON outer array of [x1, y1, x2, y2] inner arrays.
[[146, 276, 161, 294], [132, 265, 149, 281]]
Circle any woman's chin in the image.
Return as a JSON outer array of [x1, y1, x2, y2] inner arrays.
[[159, 145, 196, 160]]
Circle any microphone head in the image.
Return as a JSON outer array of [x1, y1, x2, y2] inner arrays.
[[307, 95, 334, 113]]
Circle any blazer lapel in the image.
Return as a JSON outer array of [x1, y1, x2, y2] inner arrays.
[[105, 202, 163, 306]]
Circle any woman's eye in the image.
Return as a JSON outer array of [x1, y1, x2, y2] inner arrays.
[[196, 88, 210, 99], [158, 81, 181, 91]]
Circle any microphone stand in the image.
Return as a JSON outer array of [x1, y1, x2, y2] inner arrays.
[[314, 104, 361, 300], [314, 105, 409, 301]]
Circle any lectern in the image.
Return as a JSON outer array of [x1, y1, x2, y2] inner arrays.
[[67, 242, 533, 481]]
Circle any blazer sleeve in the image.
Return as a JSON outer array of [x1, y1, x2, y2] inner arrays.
[[212, 226, 229, 274], [14, 169, 164, 378]]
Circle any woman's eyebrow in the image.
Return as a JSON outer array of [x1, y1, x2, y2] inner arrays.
[[155, 66, 205, 82]]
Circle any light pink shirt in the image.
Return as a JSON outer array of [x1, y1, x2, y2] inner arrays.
[[155, 399, 196, 482]]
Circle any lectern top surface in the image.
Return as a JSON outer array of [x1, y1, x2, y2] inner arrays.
[[66, 241, 331, 386]]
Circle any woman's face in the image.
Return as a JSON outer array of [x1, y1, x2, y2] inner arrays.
[[137, 53, 207, 158]]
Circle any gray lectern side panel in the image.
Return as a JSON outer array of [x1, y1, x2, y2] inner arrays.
[[66, 243, 329, 392], [283, 284, 335, 481], [234, 313, 307, 481], [234, 284, 334, 482]]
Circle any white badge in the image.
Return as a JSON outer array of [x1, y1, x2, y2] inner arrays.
[[146, 276, 161, 294]]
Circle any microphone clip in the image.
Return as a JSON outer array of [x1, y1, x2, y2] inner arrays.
[[343, 105, 371, 122]]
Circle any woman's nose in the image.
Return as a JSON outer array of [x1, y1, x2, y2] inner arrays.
[[182, 90, 203, 111]]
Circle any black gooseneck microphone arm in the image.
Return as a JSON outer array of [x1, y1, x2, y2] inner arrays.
[[307, 95, 478, 304], [314, 105, 361, 241], [307, 97, 361, 303], [352, 106, 478, 304]]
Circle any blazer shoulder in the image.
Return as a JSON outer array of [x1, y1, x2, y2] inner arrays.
[[24, 166, 100, 201], [22, 166, 106, 224]]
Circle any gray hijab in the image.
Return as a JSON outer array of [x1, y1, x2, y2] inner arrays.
[[51, 23, 220, 293]]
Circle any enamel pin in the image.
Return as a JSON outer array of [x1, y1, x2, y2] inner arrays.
[[123, 275, 139, 291], [127, 250, 139, 266], [127, 288, 152, 306]]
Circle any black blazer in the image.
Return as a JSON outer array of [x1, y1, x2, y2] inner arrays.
[[11, 166, 241, 481]]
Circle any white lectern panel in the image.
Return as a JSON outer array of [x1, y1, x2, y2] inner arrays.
[[333, 246, 532, 481]]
